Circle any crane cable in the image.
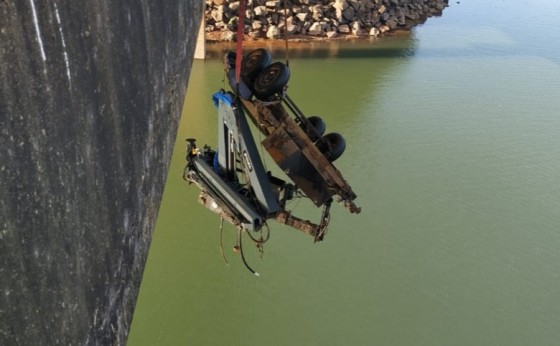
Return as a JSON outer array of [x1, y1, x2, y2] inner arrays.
[[234, 0, 247, 91], [282, 0, 290, 67]]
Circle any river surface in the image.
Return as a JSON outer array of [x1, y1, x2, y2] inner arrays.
[[129, 1, 560, 345]]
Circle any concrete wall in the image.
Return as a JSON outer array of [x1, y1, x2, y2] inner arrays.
[[0, 1, 202, 345]]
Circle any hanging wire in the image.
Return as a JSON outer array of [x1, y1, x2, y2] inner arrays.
[[219, 218, 229, 265], [245, 221, 271, 245], [238, 227, 260, 276], [287, 193, 303, 211]]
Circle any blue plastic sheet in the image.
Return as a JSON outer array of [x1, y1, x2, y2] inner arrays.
[[212, 91, 234, 108]]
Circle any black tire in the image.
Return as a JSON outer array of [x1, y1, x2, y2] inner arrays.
[[241, 49, 272, 85], [303, 116, 326, 142], [316, 133, 346, 162], [253, 62, 290, 99]]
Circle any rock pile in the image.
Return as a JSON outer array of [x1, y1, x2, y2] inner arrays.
[[205, 0, 449, 40]]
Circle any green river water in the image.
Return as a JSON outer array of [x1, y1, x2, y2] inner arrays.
[[129, 1, 560, 345]]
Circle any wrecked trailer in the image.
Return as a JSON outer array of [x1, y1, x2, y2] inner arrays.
[[183, 48, 360, 271]]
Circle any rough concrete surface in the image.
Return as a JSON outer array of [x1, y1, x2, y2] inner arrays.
[[0, 1, 202, 345]]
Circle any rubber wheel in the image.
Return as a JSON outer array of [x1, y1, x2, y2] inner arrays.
[[253, 62, 290, 99], [303, 116, 326, 142], [316, 133, 346, 162], [241, 49, 272, 85]]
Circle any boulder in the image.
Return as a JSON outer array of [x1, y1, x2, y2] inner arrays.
[[386, 18, 398, 29], [248, 30, 262, 39], [229, 1, 240, 11], [342, 6, 355, 21], [332, 0, 349, 11], [338, 23, 351, 34], [252, 20, 263, 30], [369, 27, 380, 36], [311, 5, 323, 20], [308, 22, 323, 35], [364, 0, 377, 10], [211, 9, 224, 22], [224, 30, 236, 41], [397, 12, 406, 25], [297, 12, 309, 21], [351, 21, 362, 35], [335, 8, 344, 22], [286, 21, 299, 34], [266, 25, 280, 38], [265, 0, 279, 8], [254, 6, 267, 16], [405, 10, 418, 20]]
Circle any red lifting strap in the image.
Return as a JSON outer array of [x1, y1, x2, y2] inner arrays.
[[235, 0, 246, 86]]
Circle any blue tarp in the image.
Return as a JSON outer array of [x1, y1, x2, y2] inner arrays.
[[212, 91, 234, 108]]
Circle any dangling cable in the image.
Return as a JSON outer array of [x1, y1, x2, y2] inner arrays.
[[238, 227, 260, 277], [219, 218, 229, 265], [245, 222, 270, 244]]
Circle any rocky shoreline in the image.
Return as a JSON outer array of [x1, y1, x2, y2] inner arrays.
[[205, 0, 449, 42]]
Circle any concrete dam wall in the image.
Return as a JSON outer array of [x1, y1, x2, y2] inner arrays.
[[0, 1, 202, 345]]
